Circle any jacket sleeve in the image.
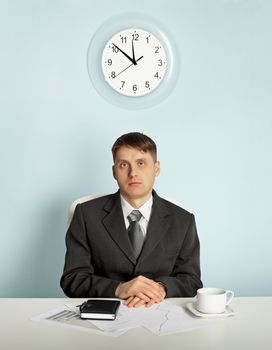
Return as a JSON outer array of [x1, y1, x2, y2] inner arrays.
[[155, 214, 203, 297], [60, 204, 120, 298]]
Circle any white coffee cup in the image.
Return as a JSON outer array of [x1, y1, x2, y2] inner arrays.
[[196, 288, 234, 314]]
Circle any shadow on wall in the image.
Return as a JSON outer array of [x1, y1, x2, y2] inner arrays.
[[8, 198, 68, 297]]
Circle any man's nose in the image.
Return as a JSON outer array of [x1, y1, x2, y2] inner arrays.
[[129, 165, 137, 177]]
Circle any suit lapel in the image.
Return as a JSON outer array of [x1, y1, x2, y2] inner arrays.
[[138, 192, 170, 264], [102, 193, 136, 265]]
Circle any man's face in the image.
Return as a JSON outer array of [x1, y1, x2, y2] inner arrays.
[[112, 146, 160, 205]]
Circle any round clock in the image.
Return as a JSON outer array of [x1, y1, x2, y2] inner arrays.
[[87, 12, 180, 109], [101, 28, 167, 97]]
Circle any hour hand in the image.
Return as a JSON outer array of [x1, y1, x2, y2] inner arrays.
[[112, 43, 136, 65]]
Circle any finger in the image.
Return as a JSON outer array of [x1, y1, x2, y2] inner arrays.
[[146, 299, 156, 308], [124, 297, 135, 307], [127, 296, 147, 308], [126, 297, 141, 308], [124, 296, 134, 305], [135, 292, 151, 303], [133, 298, 147, 308], [137, 289, 162, 303]]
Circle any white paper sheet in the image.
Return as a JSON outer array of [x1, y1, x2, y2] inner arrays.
[[32, 300, 214, 337]]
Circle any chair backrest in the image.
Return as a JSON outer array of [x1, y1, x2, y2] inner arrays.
[[67, 194, 180, 226], [67, 194, 102, 226]]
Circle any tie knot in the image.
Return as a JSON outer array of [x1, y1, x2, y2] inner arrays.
[[128, 210, 142, 223]]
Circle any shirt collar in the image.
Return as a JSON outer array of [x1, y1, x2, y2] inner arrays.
[[120, 194, 153, 222]]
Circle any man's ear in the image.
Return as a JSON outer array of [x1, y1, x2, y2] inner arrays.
[[112, 165, 117, 180], [155, 161, 160, 176]]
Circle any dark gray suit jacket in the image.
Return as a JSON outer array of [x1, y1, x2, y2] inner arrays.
[[60, 191, 202, 298]]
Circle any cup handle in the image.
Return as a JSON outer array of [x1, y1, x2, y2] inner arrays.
[[226, 290, 234, 305]]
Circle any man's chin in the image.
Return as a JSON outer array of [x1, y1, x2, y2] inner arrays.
[[120, 189, 152, 201]]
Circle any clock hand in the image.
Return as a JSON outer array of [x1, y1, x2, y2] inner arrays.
[[113, 55, 144, 78], [114, 62, 134, 78], [112, 43, 136, 65], [131, 41, 144, 65]]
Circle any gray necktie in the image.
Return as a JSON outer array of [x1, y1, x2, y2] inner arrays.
[[127, 210, 144, 259]]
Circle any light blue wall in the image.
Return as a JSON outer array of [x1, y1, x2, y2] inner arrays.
[[0, 0, 271, 297]]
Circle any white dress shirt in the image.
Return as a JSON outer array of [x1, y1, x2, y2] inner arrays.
[[120, 195, 153, 239]]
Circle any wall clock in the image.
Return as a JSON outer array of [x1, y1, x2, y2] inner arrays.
[[101, 28, 167, 97], [87, 13, 180, 109]]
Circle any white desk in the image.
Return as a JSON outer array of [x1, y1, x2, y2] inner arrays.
[[0, 297, 271, 350]]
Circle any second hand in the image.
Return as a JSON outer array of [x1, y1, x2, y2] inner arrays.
[[113, 56, 144, 79], [114, 62, 134, 78]]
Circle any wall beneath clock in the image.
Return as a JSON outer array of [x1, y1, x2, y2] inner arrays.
[[87, 12, 180, 109]]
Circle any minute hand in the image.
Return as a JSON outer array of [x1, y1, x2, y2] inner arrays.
[[112, 43, 136, 65]]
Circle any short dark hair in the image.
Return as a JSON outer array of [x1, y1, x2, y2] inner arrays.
[[112, 132, 157, 162]]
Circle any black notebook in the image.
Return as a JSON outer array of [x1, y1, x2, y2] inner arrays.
[[79, 299, 121, 320]]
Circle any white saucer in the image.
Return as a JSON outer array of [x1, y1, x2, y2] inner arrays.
[[186, 302, 237, 318]]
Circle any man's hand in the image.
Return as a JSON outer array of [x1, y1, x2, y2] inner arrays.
[[115, 275, 166, 307]]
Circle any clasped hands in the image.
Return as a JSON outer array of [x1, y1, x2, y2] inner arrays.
[[115, 275, 166, 308]]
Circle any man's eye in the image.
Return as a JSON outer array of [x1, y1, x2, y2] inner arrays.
[[138, 161, 145, 166], [120, 163, 128, 168]]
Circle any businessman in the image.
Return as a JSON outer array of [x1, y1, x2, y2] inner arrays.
[[60, 132, 202, 307]]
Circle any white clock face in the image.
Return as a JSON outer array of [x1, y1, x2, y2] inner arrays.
[[101, 28, 167, 97]]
